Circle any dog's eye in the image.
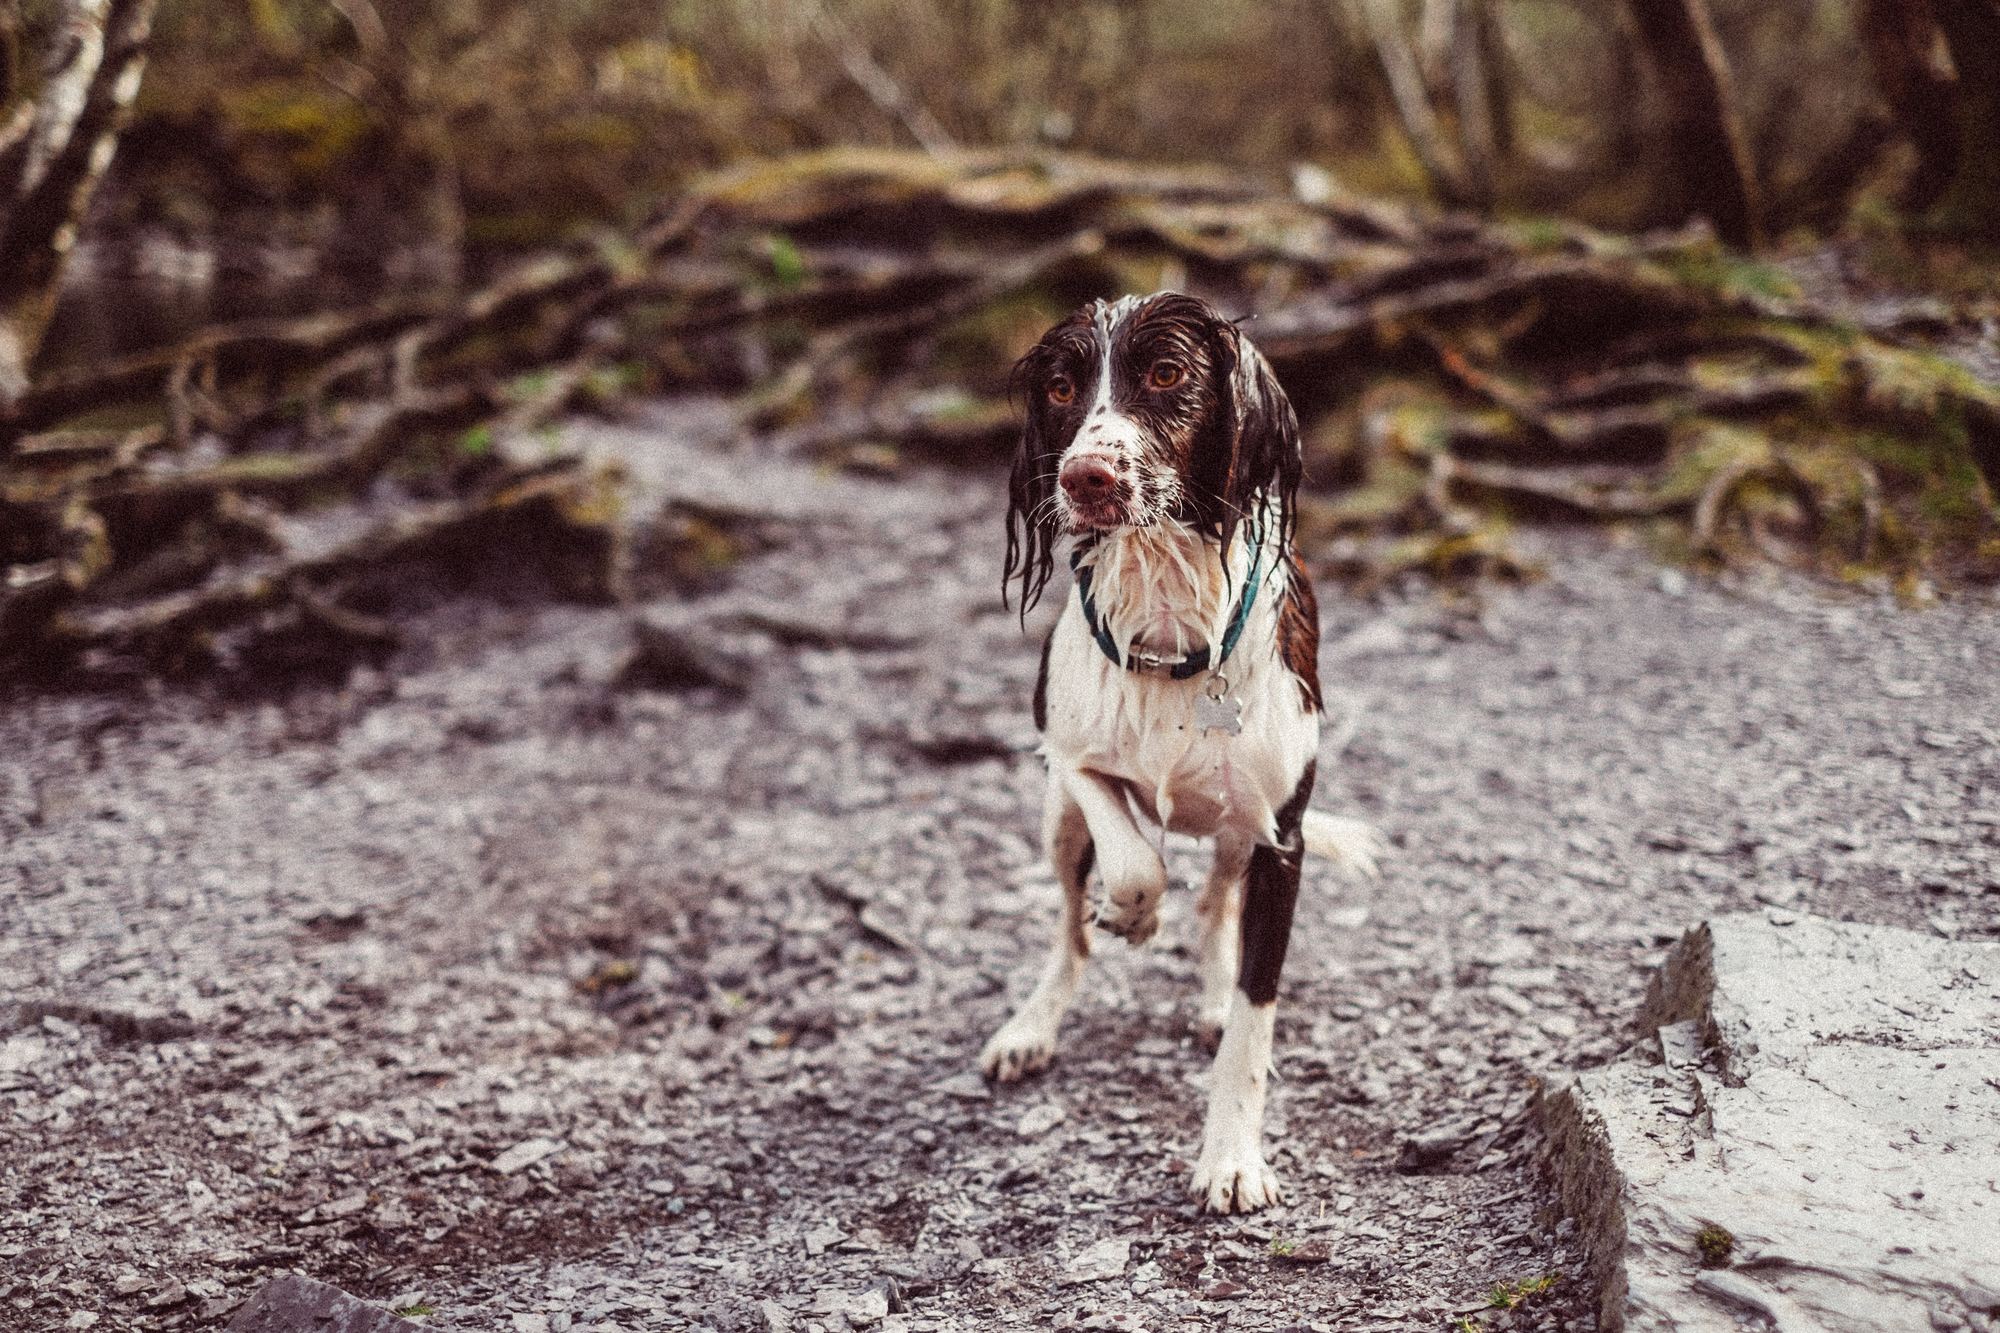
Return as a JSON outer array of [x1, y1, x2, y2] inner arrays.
[[1047, 375, 1075, 405], [1148, 361, 1185, 390]]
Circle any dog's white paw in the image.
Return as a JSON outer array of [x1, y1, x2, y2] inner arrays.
[[1095, 881, 1162, 945], [979, 1013, 1058, 1083], [1095, 903, 1159, 946], [1191, 1140, 1282, 1214]]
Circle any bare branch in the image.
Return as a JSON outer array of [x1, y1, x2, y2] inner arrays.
[[806, 0, 958, 158], [1353, 0, 1467, 206]]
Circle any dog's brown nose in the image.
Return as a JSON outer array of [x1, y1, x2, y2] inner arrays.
[[1060, 457, 1118, 503]]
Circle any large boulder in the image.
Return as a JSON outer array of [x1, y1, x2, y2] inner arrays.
[[1540, 913, 2000, 1331]]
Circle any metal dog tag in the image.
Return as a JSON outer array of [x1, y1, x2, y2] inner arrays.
[[1196, 673, 1243, 735]]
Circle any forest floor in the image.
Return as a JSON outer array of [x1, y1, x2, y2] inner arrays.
[[3, 397, 1997, 1333]]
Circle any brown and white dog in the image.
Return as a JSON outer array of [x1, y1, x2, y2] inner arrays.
[[983, 292, 1382, 1214]]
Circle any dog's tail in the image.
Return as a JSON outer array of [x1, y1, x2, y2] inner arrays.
[[1300, 811, 1387, 879]]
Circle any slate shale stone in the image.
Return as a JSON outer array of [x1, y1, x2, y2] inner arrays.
[[615, 617, 754, 695], [227, 1275, 421, 1332], [1540, 912, 2000, 1332]]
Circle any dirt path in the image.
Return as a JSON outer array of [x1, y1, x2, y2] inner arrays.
[[4, 399, 1996, 1333]]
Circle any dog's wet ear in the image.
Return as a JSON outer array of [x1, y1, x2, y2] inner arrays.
[[1186, 314, 1239, 539], [1225, 337, 1302, 551], [1188, 315, 1300, 553], [1004, 346, 1060, 620]]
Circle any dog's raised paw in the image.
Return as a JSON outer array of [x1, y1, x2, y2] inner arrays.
[[1094, 894, 1160, 946], [1191, 1146, 1282, 1214], [979, 1018, 1057, 1083]]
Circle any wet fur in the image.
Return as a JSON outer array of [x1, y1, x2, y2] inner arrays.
[[984, 291, 1377, 1214], [1004, 293, 1301, 626]]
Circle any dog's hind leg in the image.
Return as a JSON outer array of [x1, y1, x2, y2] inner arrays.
[[980, 782, 1094, 1082], [1192, 761, 1314, 1213], [1192, 833, 1252, 1044]]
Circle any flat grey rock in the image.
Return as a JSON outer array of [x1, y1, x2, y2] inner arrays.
[[1542, 913, 2000, 1332], [1060, 1236, 1132, 1286], [227, 1275, 421, 1332]]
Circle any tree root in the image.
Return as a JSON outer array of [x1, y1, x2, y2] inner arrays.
[[5, 148, 1997, 680], [42, 467, 620, 670]]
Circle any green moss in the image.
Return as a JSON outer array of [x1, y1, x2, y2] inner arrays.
[[916, 391, 1008, 425], [1378, 397, 1457, 458], [1488, 1273, 1560, 1309], [929, 290, 1076, 390], [217, 82, 370, 179], [1650, 244, 1801, 303], [1382, 524, 1538, 582], [1850, 342, 1999, 423], [1696, 1224, 1735, 1268], [679, 516, 743, 572], [1655, 423, 1772, 506], [757, 232, 809, 292], [584, 363, 650, 401], [506, 369, 558, 401], [1311, 456, 1428, 530], [1851, 426, 1941, 477], [1496, 217, 1571, 254]]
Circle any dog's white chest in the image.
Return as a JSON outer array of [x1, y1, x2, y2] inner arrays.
[[1041, 598, 1317, 845]]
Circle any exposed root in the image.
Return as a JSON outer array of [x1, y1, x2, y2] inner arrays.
[[5, 148, 1996, 680]]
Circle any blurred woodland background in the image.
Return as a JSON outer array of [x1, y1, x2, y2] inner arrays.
[[3, 0, 1999, 683]]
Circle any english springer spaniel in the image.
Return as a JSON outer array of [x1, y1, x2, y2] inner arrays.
[[982, 292, 1382, 1214]]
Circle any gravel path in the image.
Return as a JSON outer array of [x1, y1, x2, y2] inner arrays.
[[4, 400, 1996, 1333]]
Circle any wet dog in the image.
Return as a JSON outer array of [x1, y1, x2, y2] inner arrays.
[[982, 292, 1381, 1213]]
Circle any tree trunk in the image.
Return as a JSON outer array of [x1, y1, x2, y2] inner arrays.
[[0, 0, 156, 410], [1354, 0, 1469, 206], [1859, 0, 1961, 213], [1625, 0, 1763, 248], [1930, 0, 2000, 236], [1448, 0, 1498, 206], [0, 0, 23, 112], [1470, 0, 1514, 161]]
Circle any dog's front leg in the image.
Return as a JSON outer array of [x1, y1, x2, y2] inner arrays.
[[1062, 767, 1166, 946], [980, 781, 1094, 1082], [1192, 765, 1313, 1213]]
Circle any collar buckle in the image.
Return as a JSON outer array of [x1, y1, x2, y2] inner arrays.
[[1127, 646, 1191, 671]]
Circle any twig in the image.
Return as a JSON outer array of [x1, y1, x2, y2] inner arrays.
[[805, 0, 958, 158]]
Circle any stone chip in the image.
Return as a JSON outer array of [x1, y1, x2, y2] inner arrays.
[[226, 1275, 421, 1331]]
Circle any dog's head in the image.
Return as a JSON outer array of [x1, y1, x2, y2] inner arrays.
[[1003, 292, 1300, 615]]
